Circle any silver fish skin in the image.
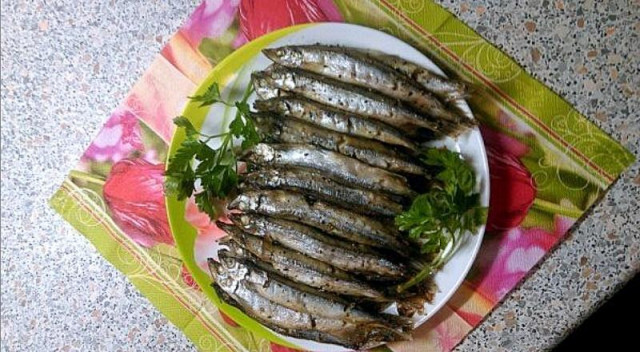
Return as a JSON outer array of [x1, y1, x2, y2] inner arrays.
[[253, 96, 418, 151], [263, 45, 466, 125], [252, 65, 444, 133], [252, 112, 425, 175], [209, 257, 411, 349], [239, 168, 404, 216], [240, 143, 415, 197], [363, 50, 470, 103], [217, 227, 390, 301], [227, 189, 410, 255], [229, 213, 407, 277], [212, 254, 412, 330]]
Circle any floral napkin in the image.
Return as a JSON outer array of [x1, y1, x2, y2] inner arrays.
[[50, 0, 635, 351]]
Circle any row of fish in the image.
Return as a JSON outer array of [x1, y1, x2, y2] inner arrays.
[[208, 44, 471, 349]]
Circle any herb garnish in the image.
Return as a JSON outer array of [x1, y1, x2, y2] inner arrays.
[[164, 83, 259, 219], [395, 148, 487, 293]]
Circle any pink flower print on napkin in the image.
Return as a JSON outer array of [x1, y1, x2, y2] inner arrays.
[[103, 159, 174, 247], [239, 0, 343, 41], [481, 125, 537, 233], [181, 0, 241, 47], [82, 109, 144, 163], [470, 216, 575, 302], [184, 196, 230, 271]]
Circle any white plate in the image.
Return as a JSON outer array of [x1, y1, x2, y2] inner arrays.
[[202, 23, 489, 351]]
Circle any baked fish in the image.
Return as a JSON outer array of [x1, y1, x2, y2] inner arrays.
[[218, 227, 390, 301], [254, 96, 417, 151], [241, 143, 415, 197], [209, 255, 411, 349], [252, 112, 425, 175], [239, 168, 404, 216], [263, 45, 467, 126], [230, 213, 407, 277], [253, 65, 447, 134], [228, 189, 411, 256]]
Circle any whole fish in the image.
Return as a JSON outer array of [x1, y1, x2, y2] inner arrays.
[[229, 213, 407, 277], [251, 112, 425, 175], [263, 45, 468, 126], [254, 96, 418, 151], [252, 65, 447, 134], [239, 168, 404, 216], [210, 255, 412, 329], [240, 143, 415, 197], [363, 50, 470, 104], [227, 189, 411, 256], [217, 228, 390, 301], [209, 256, 411, 349]]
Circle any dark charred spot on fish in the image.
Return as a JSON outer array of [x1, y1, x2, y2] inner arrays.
[[257, 195, 266, 209]]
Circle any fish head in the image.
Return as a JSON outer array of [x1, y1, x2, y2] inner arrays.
[[212, 250, 249, 292], [263, 47, 303, 67], [265, 64, 296, 90], [228, 192, 257, 212], [251, 71, 279, 99], [240, 143, 275, 165], [250, 112, 282, 139], [218, 238, 250, 262], [230, 213, 263, 235]]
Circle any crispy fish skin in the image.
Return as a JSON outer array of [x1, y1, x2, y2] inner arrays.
[[227, 189, 410, 255], [218, 227, 390, 301], [211, 254, 412, 330], [252, 112, 425, 175], [229, 213, 407, 277], [363, 50, 469, 103], [209, 257, 409, 349], [252, 65, 445, 133], [263, 45, 467, 126], [253, 96, 418, 151], [240, 143, 415, 197], [239, 168, 404, 216]]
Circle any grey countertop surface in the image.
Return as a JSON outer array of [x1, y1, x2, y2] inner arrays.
[[1, 0, 638, 351]]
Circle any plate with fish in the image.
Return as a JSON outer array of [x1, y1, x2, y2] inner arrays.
[[166, 23, 489, 351]]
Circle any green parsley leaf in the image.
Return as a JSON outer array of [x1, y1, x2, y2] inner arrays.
[[173, 116, 198, 138], [188, 82, 224, 107], [195, 191, 217, 219], [229, 114, 245, 138], [421, 148, 475, 195], [241, 116, 261, 150], [395, 148, 487, 293], [166, 138, 201, 177], [164, 81, 261, 220]]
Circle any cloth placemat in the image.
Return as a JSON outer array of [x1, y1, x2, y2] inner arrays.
[[49, 1, 635, 351]]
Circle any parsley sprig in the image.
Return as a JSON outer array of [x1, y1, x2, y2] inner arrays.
[[164, 83, 259, 219], [395, 148, 487, 293]]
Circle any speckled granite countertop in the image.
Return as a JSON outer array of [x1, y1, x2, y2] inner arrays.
[[1, 0, 638, 351]]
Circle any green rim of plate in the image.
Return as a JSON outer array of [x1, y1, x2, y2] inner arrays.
[[165, 24, 314, 349]]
